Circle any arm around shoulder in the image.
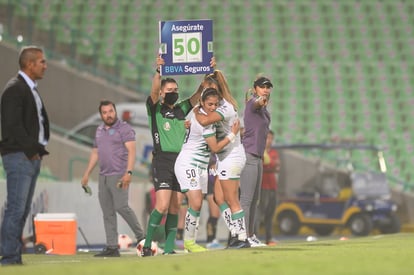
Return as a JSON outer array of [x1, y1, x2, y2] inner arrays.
[[195, 110, 222, 126]]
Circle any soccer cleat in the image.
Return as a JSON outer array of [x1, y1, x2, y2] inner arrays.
[[184, 240, 207, 253], [206, 239, 225, 250], [0, 260, 23, 266], [248, 234, 267, 247], [227, 236, 251, 249], [141, 246, 153, 257], [94, 247, 120, 257]]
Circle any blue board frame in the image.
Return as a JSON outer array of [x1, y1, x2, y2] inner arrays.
[[159, 19, 213, 76]]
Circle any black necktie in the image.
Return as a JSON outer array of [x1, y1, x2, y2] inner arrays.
[[33, 87, 50, 142]]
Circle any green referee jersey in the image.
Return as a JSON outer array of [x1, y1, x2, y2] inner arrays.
[[146, 96, 192, 153]]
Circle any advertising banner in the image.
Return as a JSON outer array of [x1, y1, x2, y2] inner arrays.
[[159, 19, 213, 75]]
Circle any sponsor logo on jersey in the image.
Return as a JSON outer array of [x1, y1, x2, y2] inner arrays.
[[159, 182, 170, 188], [163, 122, 171, 131]]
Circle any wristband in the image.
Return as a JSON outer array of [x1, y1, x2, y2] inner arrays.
[[127, 170, 132, 176], [155, 68, 160, 73], [226, 132, 236, 143]]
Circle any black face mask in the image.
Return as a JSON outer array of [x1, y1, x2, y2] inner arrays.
[[164, 93, 179, 105]]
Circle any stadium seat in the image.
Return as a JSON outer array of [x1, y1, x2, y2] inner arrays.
[[3, 0, 413, 188]]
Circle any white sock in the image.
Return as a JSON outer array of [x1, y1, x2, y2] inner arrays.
[[184, 208, 199, 242], [231, 210, 247, 241], [220, 203, 236, 236]]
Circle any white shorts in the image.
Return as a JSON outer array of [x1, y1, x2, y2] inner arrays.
[[216, 145, 246, 180], [174, 159, 208, 194]]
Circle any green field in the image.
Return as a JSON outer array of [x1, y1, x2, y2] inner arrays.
[[2, 233, 413, 275]]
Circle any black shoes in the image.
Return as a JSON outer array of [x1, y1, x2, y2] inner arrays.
[[0, 260, 23, 266], [227, 236, 251, 249], [141, 247, 153, 257], [94, 247, 120, 257]]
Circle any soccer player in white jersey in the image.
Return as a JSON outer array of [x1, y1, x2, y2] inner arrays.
[[174, 87, 240, 252], [194, 71, 250, 249]]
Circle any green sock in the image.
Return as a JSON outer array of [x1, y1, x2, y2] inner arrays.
[[164, 213, 178, 253], [144, 209, 163, 247], [176, 228, 184, 240]]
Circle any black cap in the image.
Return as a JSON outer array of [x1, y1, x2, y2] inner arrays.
[[254, 77, 273, 88]]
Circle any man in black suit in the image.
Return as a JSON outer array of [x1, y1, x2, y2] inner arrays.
[[0, 45, 49, 266]]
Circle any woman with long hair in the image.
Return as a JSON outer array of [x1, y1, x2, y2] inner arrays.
[[175, 87, 240, 252], [194, 71, 250, 248], [240, 76, 273, 247]]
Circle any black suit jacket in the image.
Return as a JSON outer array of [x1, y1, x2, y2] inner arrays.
[[0, 74, 50, 158]]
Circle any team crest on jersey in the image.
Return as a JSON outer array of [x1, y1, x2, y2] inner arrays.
[[163, 121, 171, 131], [190, 178, 197, 188]]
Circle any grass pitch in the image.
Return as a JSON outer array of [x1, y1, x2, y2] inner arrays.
[[2, 233, 413, 275]]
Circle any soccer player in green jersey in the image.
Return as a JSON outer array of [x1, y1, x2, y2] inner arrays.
[[141, 56, 215, 256]]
